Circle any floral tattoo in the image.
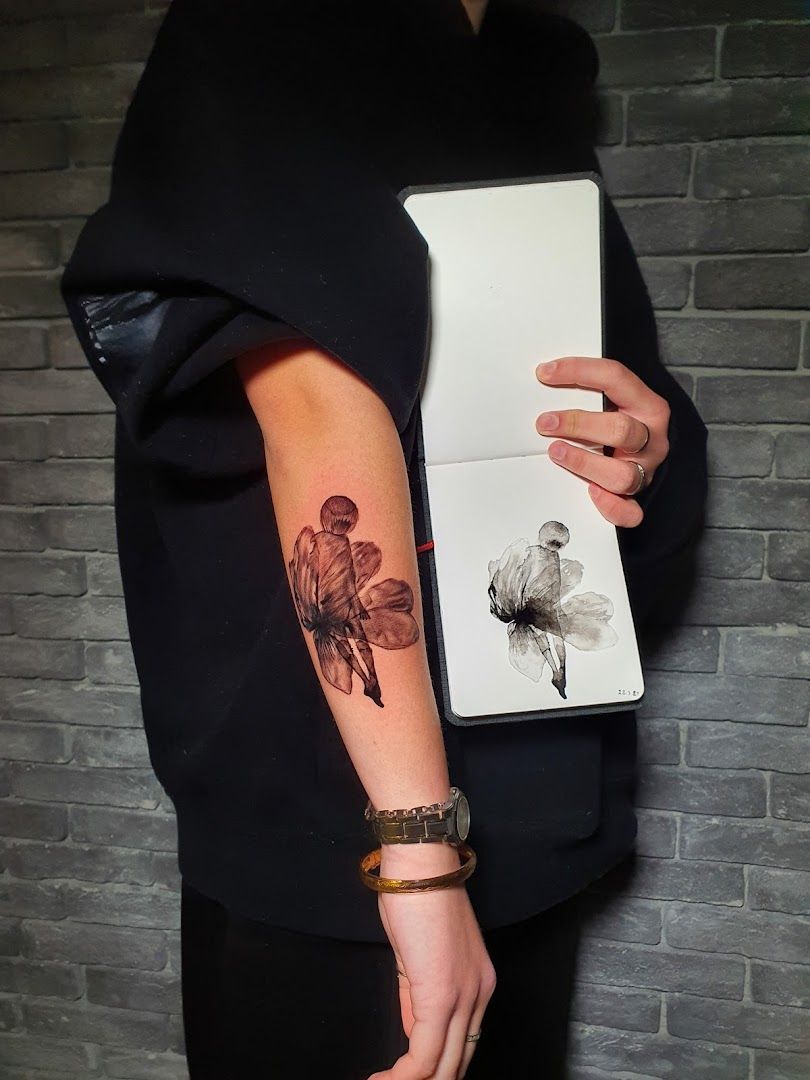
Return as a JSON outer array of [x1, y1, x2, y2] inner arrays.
[[289, 495, 420, 708]]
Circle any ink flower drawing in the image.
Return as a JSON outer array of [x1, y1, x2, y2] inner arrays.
[[289, 495, 419, 708], [488, 520, 618, 699]]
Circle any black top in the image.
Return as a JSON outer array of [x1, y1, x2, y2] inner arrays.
[[60, 0, 709, 942]]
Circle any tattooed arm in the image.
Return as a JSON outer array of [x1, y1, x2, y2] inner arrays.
[[234, 337, 454, 823]]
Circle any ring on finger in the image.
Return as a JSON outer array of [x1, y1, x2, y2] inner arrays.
[[627, 460, 647, 495], [632, 422, 650, 454]]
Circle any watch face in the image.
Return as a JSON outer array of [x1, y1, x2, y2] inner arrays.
[[456, 792, 470, 841]]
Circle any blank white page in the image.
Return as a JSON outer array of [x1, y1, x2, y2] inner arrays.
[[402, 176, 604, 468]]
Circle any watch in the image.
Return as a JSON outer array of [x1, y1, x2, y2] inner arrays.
[[364, 786, 471, 845]]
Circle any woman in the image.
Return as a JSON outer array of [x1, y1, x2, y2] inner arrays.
[[60, 1, 709, 1077]]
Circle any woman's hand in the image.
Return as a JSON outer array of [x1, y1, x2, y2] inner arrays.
[[367, 843, 497, 1080], [535, 356, 671, 529]]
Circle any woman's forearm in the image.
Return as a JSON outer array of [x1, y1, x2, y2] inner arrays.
[[235, 338, 452, 815]]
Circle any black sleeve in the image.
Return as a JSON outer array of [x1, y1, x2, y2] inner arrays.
[[59, 0, 430, 478], [600, 194, 710, 634]]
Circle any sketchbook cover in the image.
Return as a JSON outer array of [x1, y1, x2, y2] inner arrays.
[[399, 173, 645, 726]]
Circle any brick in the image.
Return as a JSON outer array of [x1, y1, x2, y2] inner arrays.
[[71, 727, 151, 768], [0, 880, 66, 920], [755, 1049, 810, 1080], [619, 197, 809, 256], [0, 419, 47, 460], [570, 982, 660, 1032], [68, 63, 143, 119], [623, 1, 806, 30], [66, 117, 121, 166], [642, 626, 719, 672], [0, 121, 67, 172], [67, 12, 162, 65], [0, 801, 66, 842], [0, 325, 48, 370], [668, 992, 810, 1054], [0, 599, 11, 634], [0, 509, 47, 551], [707, 428, 773, 477], [48, 319, 89, 368], [697, 375, 810, 423], [638, 765, 766, 817], [0, 274, 64, 319], [697, 529, 765, 579], [0, 554, 86, 595], [151, 852, 181, 893], [577, 896, 662, 945], [86, 966, 181, 1014], [628, 80, 810, 143], [61, 883, 180, 930], [0, 1035, 90, 1072], [695, 255, 810, 309], [0, 637, 83, 679], [0, 723, 67, 763], [681, 816, 810, 872], [723, 24, 810, 79], [596, 144, 690, 197], [639, 672, 809, 725], [751, 961, 810, 1009], [554, 0, 616, 34], [0, 225, 60, 271], [657, 317, 802, 369], [635, 810, 677, 857], [0, 65, 141, 121], [10, 763, 160, 809], [102, 1051, 191, 1080], [695, 142, 810, 199], [21, 918, 166, 970], [595, 27, 715, 87], [85, 553, 123, 596], [2, 839, 154, 884], [636, 718, 680, 764], [767, 533, 810, 581], [85, 641, 137, 684], [772, 774, 810, 823], [725, 631, 810, 679], [0, 957, 80, 999], [775, 432, 810, 478], [594, 90, 623, 145], [590, 854, 744, 906], [666, 900, 810, 963], [706, 478, 809, 531], [13, 595, 127, 639], [0, 0, 143, 19], [680, 579, 810, 626], [0, 461, 114, 504], [43, 506, 117, 551], [576, 937, 744, 997], [70, 806, 177, 852], [687, 722, 810, 773], [0, 678, 141, 726], [638, 258, 691, 308], [24, 999, 169, 1050], [0, 369, 112, 414], [45, 414, 115, 458], [0, 167, 109, 217], [570, 1024, 748, 1078], [0, 19, 65, 71], [750, 869, 810, 916]]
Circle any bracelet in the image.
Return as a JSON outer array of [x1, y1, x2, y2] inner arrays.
[[358, 841, 477, 893]]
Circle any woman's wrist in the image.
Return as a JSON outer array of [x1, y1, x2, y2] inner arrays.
[[379, 839, 464, 875]]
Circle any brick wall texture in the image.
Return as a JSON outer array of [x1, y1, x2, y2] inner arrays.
[[0, 1, 808, 1077]]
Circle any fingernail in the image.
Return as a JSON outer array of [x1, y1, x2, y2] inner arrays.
[[537, 412, 559, 430], [536, 360, 557, 379], [549, 442, 567, 461]]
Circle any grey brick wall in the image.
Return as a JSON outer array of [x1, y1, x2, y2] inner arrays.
[[0, 1, 807, 1077]]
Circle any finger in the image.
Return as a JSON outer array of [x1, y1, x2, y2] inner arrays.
[[430, 1000, 479, 1080], [536, 356, 665, 417], [379, 1004, 454, 1079], [457, 988, 492, 1080], [536, 407, 651, 453], [547, 440, 653, 499], [588, 482, 645, 528]]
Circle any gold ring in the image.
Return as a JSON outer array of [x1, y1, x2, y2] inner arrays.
[[628, 460, 646, 494], [466, 1031, 482, 1042], [634, 423, 650, 454]]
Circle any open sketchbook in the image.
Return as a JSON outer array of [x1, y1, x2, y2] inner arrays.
[[399, 173, 645, 726]]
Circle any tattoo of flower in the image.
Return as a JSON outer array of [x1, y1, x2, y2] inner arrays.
[[289, 495, 419, 708]]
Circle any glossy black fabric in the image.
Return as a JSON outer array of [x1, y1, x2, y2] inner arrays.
[[60, 0, 709, 943], [180, 877, 582, 1079]]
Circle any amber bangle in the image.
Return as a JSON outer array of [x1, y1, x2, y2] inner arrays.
[[358, 841, 477, 893]]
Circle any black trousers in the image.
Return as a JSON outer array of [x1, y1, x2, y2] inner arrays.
[[180, 878, 583, 1079]]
